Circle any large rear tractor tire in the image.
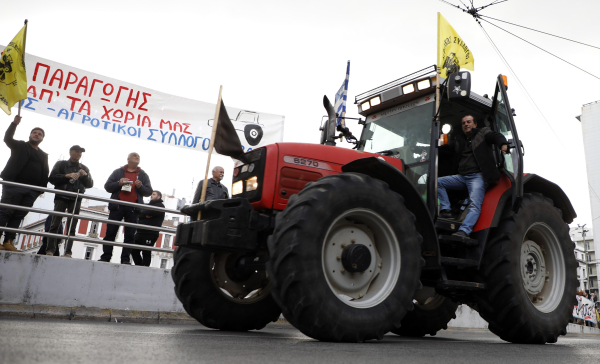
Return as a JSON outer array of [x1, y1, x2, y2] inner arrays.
[[476, 193, 578, 344], [171, 247, 281, 331], [391, 292, 459, 337], [267, 173, 424, 342]]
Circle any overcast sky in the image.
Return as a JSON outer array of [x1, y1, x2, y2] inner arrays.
[[1, 0, 598, 228]]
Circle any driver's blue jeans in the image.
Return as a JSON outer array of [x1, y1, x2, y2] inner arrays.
[[438, 173, 487, 235]]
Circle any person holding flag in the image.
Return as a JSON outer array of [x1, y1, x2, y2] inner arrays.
[[0, 21, 49, 252]]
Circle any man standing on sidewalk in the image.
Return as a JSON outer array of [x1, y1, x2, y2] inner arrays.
[[192, 166, 228, 203], [99, 152, 152, 264], [46, 145, 94, 257], [0, 115, 48, 252], [131, 190, 165, 267]]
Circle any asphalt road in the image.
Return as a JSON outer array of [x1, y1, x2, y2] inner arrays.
[[1, 318, 599, 364]]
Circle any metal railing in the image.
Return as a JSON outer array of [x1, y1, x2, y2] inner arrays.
[[0, 180, 186, 255]]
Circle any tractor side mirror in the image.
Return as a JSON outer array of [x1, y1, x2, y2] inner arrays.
[[447, 71, 471, 101]]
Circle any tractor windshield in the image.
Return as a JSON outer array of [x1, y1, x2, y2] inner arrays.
[[359, 96, 433, 165]]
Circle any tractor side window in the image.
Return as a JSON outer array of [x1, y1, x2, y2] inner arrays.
[[360, 102, 432, 164], [494, 92, 515, 174]]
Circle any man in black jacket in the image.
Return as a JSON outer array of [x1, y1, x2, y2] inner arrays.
[[131, 190, 165, 266], [438, 115, 508, 237], [99, 152, 153, 264], [46, 145, 94, 257], [192, 166, 228, 203], [0, 115, 48, 252]]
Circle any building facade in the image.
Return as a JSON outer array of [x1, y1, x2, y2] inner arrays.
[[571, 226, 597, 295], [578, 100, 600, 297]]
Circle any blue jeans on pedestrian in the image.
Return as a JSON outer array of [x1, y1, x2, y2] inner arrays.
[[438, 173, 487, 235]]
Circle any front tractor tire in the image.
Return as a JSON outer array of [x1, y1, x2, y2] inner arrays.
[[477, 193, 578, 344], [267, 173, 425, 342], [171, 247, 281, 331]]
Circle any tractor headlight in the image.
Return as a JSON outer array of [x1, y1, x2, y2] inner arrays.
[[417, 79, 431, 90], [246, 176, 259, 192], [232, 181, 244, 195]]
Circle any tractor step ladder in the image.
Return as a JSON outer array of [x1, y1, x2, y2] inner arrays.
[[437, 279, 485, 290], [438, 234, 479, 247], [440, 257, 478, 269]]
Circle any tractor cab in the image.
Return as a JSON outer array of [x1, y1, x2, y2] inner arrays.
[[354, 66, 523, 224]]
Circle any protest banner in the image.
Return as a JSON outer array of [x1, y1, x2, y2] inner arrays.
[[0, 47, 285, 154], [573, 295, 598, 325]]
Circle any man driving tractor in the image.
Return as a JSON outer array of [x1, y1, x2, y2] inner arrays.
[[438, 114, 509, 237]]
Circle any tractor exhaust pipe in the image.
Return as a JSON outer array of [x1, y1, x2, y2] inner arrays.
[[321, 95, 337, 146]]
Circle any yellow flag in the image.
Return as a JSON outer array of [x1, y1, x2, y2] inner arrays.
[[437, 13, 474, 79], [0, 24, 28, 116]]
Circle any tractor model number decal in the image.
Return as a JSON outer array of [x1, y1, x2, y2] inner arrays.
[[283, 156, 335, 171]]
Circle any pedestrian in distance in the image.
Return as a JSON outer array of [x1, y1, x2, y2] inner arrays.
[[131, 190, 165, 267], [37, 214, 64, 256], [192, 166, 229, 203], [99, 152, 152, 264], [46, 145, 93, 257], [0, 115, 48, 252]]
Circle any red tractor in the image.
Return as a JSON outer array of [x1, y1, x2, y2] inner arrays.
[[172, 66, 577, 344]]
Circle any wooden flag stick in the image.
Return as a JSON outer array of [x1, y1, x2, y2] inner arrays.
[[197, 85, 223, 220], [17, 19, 28, 117]]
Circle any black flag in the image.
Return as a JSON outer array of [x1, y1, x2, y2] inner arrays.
[[214, 100, 244, 157]]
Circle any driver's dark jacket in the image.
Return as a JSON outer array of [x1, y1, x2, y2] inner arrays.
[[440, 127, 508, 185]]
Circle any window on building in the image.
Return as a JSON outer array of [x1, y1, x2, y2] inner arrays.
[[160, 259, 168, 269], [590, 266, 594, 274], [586, 242, 591, 250], [89, 222, 99, 237], [85, 246, 94, 260], [172, 217, 179, 222], [164, 235, 171, 248]]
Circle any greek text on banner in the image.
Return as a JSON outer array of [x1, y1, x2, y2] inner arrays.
[[2, 47, 285, 154]]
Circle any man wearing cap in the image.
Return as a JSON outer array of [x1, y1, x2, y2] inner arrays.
[[46, 145, 94, 257], [0, 115, 49, 252]]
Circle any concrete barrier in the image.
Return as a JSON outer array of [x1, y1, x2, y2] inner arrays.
[[1, 251, 598, 334], [0, 251, 184, 313]]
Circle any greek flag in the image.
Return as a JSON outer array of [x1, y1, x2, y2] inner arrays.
[[333, 61, 350, 126]]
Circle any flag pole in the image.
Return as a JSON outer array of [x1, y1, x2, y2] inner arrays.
[[17, 19, 28, 117], [197, 85, 223, 220]]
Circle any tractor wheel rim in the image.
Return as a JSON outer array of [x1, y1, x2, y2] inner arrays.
[[520, 223, 566, 313], [322, 208, 401, 309], [210, 253, 271, 304]]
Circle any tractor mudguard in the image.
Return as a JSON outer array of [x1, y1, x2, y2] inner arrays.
[[342, 157, 440, 270], [487, 173, 577, 229], [523, 174, 577, 224]]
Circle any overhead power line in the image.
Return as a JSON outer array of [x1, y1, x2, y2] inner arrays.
[[479, 18, 600, 80], [479, 15, 600, 50]]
